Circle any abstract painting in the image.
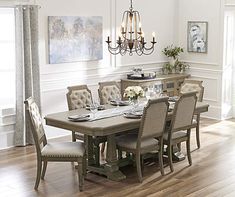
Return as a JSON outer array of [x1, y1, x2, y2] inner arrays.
[[48, 16, 103, 64], [187, 21, 208, 53]]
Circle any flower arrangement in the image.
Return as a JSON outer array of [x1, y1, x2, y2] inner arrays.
[[162, 45, 184, 60], [123, 86, 144, 100]]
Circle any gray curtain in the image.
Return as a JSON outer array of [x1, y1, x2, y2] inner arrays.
[[14, 5, 41, 146]]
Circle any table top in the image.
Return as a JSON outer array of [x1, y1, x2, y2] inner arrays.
[[45, 102, 209, 137]]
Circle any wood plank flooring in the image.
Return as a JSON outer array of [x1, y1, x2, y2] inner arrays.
[[1, 118, 235, 197]]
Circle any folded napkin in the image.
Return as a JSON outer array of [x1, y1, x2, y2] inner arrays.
[[68, 114, 90, 120], [110, 100, 129, 106]]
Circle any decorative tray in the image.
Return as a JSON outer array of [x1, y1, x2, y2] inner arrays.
[[127, 72, 156, 80]]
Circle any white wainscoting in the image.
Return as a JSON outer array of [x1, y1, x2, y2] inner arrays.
[[187, 64, 223, 120]]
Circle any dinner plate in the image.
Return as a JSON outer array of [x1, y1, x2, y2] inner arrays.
[[123, 112, 142, 119], [68, 114, 90, 122], [110, 100, 129, 106]]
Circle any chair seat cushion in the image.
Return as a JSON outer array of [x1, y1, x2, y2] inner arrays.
[[116, 134, 159, 150], [41, 141, 85, 158], [163, 131, 187, 141]]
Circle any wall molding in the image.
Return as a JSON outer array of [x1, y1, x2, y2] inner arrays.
[[40, 61, 165, 76]]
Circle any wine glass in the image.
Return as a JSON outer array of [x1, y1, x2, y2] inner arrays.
[[155, 84, 162, 97], [90, 102, 98, 118], [145, 88, 151, 100], [115, 94, 121, 108]]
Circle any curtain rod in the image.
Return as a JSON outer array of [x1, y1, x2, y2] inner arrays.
[[0, 5, 41, 9]]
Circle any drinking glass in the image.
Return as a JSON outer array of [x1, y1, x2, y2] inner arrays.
[[115, 95, 121, 108], [90, 102, 98, 118], [155, 84, 162, 97], [145, 89, 151, 100]]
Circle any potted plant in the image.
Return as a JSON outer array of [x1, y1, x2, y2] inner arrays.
[[162, 45, 184, 66], [162, 63, 174, 75], [175, 60, 190, 73]]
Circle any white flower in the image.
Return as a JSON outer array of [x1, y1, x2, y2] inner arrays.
[[124, 86, 144, 99]]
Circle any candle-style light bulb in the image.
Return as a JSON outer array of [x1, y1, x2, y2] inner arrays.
[[121, 22, 125, 33], [152, 32, 155, 42], [139, 22, 142, 32]]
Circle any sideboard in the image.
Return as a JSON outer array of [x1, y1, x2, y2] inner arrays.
[[121, 73, 190, 97]]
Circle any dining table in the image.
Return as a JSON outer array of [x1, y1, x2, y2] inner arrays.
[[44, 101, 209, 181]]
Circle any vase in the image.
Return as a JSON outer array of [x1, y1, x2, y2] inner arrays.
[[129, 97, 139, 111], [169, 58, 176, 66]]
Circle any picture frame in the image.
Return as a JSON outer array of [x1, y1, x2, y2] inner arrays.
[[187, 21, 208, 53], [48, 16, 103, 64]]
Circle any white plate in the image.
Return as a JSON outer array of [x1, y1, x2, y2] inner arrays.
[[123, 112, 142, 119]]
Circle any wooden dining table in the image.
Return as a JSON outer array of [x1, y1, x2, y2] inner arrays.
[[45, 102, 209, 181]]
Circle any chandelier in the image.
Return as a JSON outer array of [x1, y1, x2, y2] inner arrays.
[[106, 0, 156, 56]]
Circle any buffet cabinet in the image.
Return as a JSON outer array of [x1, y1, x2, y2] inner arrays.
[[121, 73, 190, 97]]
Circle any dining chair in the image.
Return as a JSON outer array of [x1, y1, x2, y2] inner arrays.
[[66, 85, 93, 142], [116, 97, 169, 182], [24, 97, 86, 191], [98, 81, 121, 152], [66, 85, 105, 162], [163, 92, 197, 172], [180, 79, 204, 148], [98, 81, 121, 105]]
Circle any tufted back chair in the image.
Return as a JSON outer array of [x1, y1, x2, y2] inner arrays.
[[180, 79, 204, 102], [66, 85, 93, 110], [98, 81, 121, 105], [24, 97, 47, 154]]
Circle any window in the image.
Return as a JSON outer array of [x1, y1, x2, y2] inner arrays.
[[0, 8, 15, 106]]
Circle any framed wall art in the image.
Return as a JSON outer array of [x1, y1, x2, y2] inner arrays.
[[48, 16, 103, 64], [187, 21, 208, 53]]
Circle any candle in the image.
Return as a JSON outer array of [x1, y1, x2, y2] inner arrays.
[[107, 36, 110, 42]]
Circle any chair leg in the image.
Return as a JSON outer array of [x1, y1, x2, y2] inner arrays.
[[41, 161, 47, 180], [167, 145, 174, 172], [196, 115, 201, 149], [83, 154, 87, 178], [101, 142, 105, 153], [136, 153, 143, 182], [187, 129, 192, 166], [77, 159, 84, 192], [72, 131, 76, 142], [159, 139, 165, 176], [177, 142, 181, 152], [34, 159, 42, 190]]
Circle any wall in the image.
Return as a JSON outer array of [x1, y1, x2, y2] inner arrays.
[[178, 0, 225, 119], [0, 0, 227, 149], [38, 0, 178, 138]]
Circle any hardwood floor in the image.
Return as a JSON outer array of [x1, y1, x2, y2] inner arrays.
[[1, 118, 235, 197]]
